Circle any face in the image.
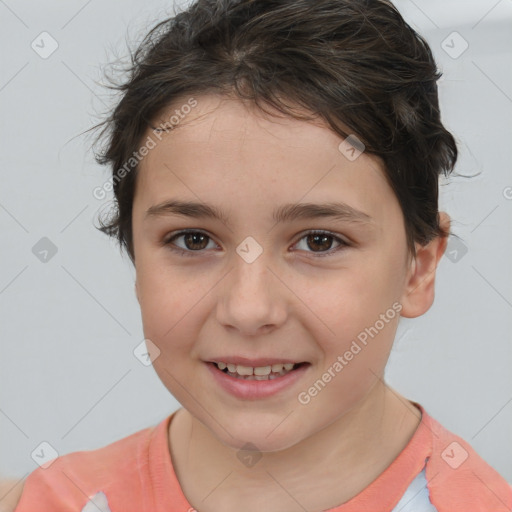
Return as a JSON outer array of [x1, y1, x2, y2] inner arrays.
[[132, 94, 416, 452]]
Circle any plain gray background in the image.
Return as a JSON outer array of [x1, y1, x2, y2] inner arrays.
[[1, 0, 511, 487]]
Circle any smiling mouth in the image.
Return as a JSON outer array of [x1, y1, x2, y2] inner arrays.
[[209, 361, 309, 380]]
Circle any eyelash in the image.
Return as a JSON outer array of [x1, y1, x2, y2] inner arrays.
[[163, 230, 349, 258]]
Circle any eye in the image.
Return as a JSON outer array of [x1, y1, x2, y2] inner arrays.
[[292, 230, 349, 257], [163, 229, 349, 258], [164, 230, 218, 257]]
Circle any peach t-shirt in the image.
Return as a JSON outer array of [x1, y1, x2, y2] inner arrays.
[[14, 403, 512, 512]]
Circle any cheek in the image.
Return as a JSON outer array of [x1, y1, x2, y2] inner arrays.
[[299, 262, 400, 345], [137, 272, 199, 390], [137, 250, 190, 308], [137, 266, 188, 342], [136, 262, 214, 364]]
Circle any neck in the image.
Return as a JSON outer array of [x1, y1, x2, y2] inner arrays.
[[169, 382, 421, 512]]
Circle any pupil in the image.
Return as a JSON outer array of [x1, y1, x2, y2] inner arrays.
[[185, 233, 208, 250], [308, 234, 332, 252]]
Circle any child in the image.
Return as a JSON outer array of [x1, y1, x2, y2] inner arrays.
[[13, 0, 512, 511]]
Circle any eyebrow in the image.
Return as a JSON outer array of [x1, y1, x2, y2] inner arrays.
[[144, 200, 374, 227]]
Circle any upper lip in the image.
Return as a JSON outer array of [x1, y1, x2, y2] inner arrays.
[[206, 356, 306, 367]]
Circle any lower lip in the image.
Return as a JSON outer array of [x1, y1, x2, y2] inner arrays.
[[206, 362, 310, 400]]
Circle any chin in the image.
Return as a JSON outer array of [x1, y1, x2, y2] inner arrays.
[[213, 420, 306, 454]]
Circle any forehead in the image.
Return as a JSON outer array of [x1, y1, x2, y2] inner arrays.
[[134, 94, 398, 225], [147, 94, 369, 161]]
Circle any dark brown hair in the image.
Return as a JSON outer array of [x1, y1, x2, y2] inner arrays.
[[92, 0, 458, 264]]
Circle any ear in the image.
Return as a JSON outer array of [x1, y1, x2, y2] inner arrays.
[[399, 212, 450, 318]]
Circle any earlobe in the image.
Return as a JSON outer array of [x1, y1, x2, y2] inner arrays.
[[400, 212, 450, 318]]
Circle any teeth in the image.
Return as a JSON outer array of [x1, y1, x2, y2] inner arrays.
[[254, 366, 271, 376], [214, 361, 298, 378], [236, 365, 253, 376]]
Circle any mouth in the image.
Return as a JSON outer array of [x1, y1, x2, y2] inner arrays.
[[207, 361, 310, 381]]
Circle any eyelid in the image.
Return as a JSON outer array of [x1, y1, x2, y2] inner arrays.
[[163, 229, 350, 257], [291, 229, 349, 257], [163, 229, 220, 257]]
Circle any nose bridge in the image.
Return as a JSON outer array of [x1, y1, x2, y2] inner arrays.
[[231, 233, 274, 292], [217, 244, 286, 335], [231, 245, 276, 304], [234, 247, 270, 290]]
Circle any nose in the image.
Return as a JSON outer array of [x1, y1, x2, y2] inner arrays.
[[215, 254, 288, 337]]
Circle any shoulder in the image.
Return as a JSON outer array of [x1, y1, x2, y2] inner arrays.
[[420, 407, 512, 512], [14, 421, 159, 512]]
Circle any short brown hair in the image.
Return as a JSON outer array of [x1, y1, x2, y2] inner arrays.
[[92, 0, 458, 264]]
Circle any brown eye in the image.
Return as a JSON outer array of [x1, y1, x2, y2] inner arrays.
[[293, 231, 348, 257], [163, 229, 349, 258], [180, 232, 210, 250], [306, 233, 335, 252], [164, 230, 216, 256]]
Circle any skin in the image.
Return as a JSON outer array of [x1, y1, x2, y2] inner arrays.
[[0, 478, 24, 512], [132, 93, 450, 511]]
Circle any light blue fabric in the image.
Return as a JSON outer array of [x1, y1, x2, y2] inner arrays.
[[80, 492, 111, 512], [391, 467, 438, 512]]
